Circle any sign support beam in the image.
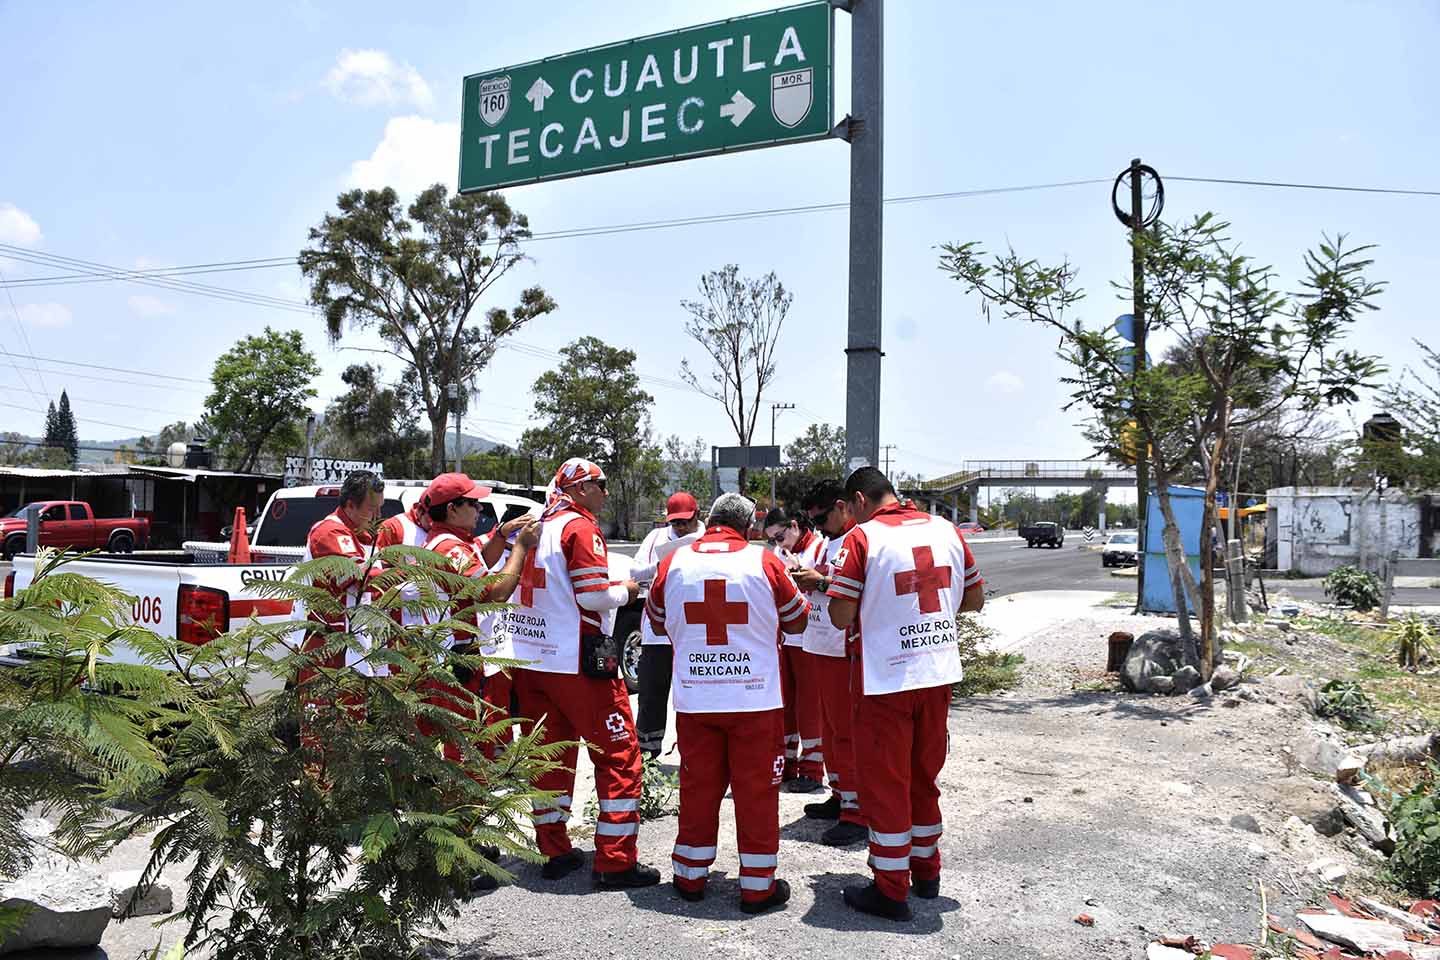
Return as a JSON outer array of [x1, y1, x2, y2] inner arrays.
[[844, 0, 882, 473]]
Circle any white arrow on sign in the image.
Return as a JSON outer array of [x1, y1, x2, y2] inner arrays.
[[525, 77, 555, 112], [719, 90, 755, 127]]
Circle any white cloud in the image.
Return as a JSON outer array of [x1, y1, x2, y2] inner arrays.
[[0, 203, 42, 247], [128, 294, 177, 317], [324, 49, 433, 111], [985, 370, 1024, 394], [16, 303, 72, 329], [346, 115, 459, 196]]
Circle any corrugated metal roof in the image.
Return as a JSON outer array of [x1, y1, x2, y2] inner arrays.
[[128, 466, 280, 482], [0, 466, 132, 479]]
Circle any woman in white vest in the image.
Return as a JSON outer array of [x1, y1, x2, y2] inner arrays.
[[646, 492, 810, 915], [632, 491, 702, 758], [826, 466, 984, 922]]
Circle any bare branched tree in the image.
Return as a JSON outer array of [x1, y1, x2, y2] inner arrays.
[[679, 265, 792, 490]]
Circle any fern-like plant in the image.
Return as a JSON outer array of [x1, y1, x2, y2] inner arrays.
[[99, 544, 568, 960], [1390, 615, 1436, 671]]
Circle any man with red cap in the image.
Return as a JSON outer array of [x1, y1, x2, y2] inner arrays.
[[826, 466, 984, 921], [511, 457, 658, 888], [763, 508, 826, 792], [647, 491, 809, 914], [633, 491, 702, 759]]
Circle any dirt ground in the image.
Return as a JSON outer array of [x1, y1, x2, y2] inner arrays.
[[72, 591, 1382, 959]]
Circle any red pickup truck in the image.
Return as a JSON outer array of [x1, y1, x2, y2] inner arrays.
[[0, 501, 150, 558]]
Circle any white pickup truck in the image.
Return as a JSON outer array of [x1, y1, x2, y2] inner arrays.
[[1, 481, 543, 666]]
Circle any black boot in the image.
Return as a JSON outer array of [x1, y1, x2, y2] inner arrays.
[[842, 882, 912, 921], [740, 878, 791, 915], [540, 849, 584, 880], [804, 793, 841, 820], [785, 775, 826, 794], [912, 875, 941, 899], [467, 872, 500, 895], [673, 880, 704, 903], [821, 820, 868, 846], [593, 862, 662, 889]]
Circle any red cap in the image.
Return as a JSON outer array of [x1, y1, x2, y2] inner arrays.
[[423, 473, 492, 509], [665, 491, 699, 522]]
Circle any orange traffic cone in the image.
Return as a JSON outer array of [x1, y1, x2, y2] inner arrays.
[[228, 506, 251, 563]]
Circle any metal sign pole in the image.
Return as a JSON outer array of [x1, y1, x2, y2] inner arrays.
[[843, 0, 883, 473]]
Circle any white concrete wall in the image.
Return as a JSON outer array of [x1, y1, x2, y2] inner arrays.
[[1268, 486, 1421, 576]]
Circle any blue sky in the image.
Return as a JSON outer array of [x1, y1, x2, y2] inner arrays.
[[1, 0, 1436, 482]]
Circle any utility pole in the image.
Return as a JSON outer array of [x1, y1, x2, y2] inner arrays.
[[770, 402, 795, 506], [448, 383, 462, 473], [304, 414, 316, 485], [843, 0, 883, 474], [881, 444, 896, 479], [1129, 157, 1150, 615]]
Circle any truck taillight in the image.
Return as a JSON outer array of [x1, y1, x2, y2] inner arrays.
[[177, 584, 229, 646], [3, 573, 13, 599]]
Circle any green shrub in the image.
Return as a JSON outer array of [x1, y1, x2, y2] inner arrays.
[[1316, 679, 1383, 731], [585, 754, 677, 822], [1323, 565, 1382, 611], [953, 614, 1025, 697], [1390, 615, 1437, 671], [1385, 767, 1440, 898]]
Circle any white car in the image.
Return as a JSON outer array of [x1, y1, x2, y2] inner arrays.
[[1101, 531, 1139, 567], [3, 481, 543, 665]]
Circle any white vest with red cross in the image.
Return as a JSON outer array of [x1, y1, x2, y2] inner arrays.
[[855, 514, 968, 695], [390, 513, 429, 628], [782, 532, 826, 648], [510, 510, 589, 675], [423, 530, 513, 676], [661, 542, 784, 714], [802, 533, 848, 658]]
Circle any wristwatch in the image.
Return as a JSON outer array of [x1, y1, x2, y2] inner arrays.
[[818, 575, 832, 593]]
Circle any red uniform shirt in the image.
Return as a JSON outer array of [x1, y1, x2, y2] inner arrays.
[[306, 508, 379, 603]]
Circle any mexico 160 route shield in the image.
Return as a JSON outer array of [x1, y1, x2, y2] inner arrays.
[[458, 2, 834, 193]]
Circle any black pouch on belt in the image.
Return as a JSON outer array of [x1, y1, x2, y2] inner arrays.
[[580, 633, 621, 680], [449, 642, 477, 688]]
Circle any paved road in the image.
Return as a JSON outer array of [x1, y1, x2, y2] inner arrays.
[[615, 537, 1135, 600]]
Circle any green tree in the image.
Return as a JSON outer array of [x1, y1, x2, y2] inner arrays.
[[41, 400, 59, 458], [664, 434, 711, 501], [54, 390, 79, 465], [203, 328, 321, 473], [136, 421, 197, 464], [321, 364, 429, 478], [679, 265, 792, 492], [519, 337, 659, 538], [1369, 339, 1440, 489], [766, 422, 846, 507], [300, 185, 557, 475], [940, 215, 1383, 671]]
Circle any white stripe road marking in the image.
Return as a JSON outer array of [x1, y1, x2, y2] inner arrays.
[[673, 844, 716, 860], [598, 798, 639, 813], [739, 875, 774, 890], [868, 854, 911, 872], [869, 828, 912, 846], [911, 822, 943, 838], [738, 853, 778, 868], [910, 844, 937, 858], [595, 821, 639, 836], [672, 862, 709, 880]]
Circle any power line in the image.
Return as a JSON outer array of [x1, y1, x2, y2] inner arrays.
[[0, 350, 210, 385], [17, 364, 210, 394], [0, 262, 49, 405], [0, 397, 160, 435], [1170, 176, 1440, 198]]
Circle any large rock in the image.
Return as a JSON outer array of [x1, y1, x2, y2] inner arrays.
[[0, 848, 111, 953], [1171, 665, 1202, 692], [1211, 664, 1240, 691], [1121, 629, 1184, 692], [1293, 725, 1351, 777], [109, 869, 174, 919]]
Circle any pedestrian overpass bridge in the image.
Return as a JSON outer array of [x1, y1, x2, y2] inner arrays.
[[899, 460, 1136, 529]]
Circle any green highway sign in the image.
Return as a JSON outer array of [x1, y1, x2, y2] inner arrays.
[[458, 2, 834, 193]]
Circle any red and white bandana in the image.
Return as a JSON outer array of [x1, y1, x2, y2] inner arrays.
[[541, 457, 606, 520]]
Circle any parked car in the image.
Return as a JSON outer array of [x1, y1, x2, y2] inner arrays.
[[1019, 521, 1065, 548], [956, 522, 985, 536], [1101, 531, 1140, 567], [2, 482, 549, 673], [0, 501, 149, 558]]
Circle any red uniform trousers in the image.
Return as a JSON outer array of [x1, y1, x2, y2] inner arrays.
[[513, 669, 642, 873], [671, 708, 784, 904], [850, 657, 950, 901], [813, 653, 864, 825], [417, 669, 512, 764], [780, 645, 824, 782], [299, 613, 364, 753]]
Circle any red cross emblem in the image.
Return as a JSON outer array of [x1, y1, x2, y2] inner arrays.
[[683, 579, 749, 646], [893, 546, 952, 614], [519, 555, 546, 605]]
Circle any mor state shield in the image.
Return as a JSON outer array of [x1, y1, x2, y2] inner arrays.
[[770, 67, 813, 128]]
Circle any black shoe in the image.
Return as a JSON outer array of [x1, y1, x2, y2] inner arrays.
[[673, 881, 704, 903], [821, 820, 868, 847], [843, 882, 912, 921], [592, 862, 662, 889], [467, 872, 500, 895], [912, 876, 940, 899], [478, 844, 501, 863], [785, 776, 825, 794], [740, 878, 790, 915], [804, 793, 841, 820], [540, 849, 584, 880]]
